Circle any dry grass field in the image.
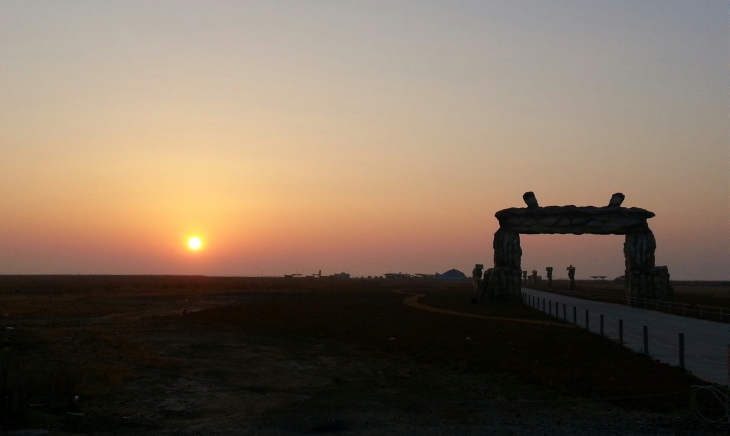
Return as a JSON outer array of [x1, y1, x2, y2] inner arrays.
[[0, 276, 724, 435]]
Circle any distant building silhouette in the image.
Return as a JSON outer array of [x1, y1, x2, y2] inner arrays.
[[435, 269, 467, 281], [331, 272, 350, 279]]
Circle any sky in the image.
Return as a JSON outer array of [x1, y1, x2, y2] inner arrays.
[[1, 1, 728, 279]]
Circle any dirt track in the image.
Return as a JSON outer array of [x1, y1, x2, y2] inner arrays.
[[394, 289, 572, 327]]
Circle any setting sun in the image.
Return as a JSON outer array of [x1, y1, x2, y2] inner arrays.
[[188, 237, 202, 250]]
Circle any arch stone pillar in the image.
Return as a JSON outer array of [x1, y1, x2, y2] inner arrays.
[[489, 228, 522, 301], [624, 228, 673, 301], [492, 192, 673, 302]]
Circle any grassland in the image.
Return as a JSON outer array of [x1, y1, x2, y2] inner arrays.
[[0, 276, 725, 435]]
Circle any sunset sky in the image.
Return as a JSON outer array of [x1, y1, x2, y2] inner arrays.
[[1, 1, 727, 279]]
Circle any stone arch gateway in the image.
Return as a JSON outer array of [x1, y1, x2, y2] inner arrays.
[[488, 192, 673, 302]]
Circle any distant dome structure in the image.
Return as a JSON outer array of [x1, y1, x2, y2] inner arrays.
[[435, 269, 467, 281]]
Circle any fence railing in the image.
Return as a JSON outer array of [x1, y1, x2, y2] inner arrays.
[[627, 297, 727, 322], [521, 291, 729, 388], [525, 285, 730, 323]]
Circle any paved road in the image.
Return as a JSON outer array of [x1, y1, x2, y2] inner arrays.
[[522, 287, 729, 385]]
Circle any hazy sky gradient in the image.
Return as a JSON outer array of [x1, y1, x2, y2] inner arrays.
[[1, 1, 727, 279]]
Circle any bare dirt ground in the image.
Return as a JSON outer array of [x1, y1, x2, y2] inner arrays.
[[0, 276, 726, 435]]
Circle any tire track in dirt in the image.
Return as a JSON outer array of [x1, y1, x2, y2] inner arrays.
[[393, 289, 573, 328]]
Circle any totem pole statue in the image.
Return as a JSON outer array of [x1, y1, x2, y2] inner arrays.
[[546, 267, 553, 288], [567, 265, 576, 290]]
